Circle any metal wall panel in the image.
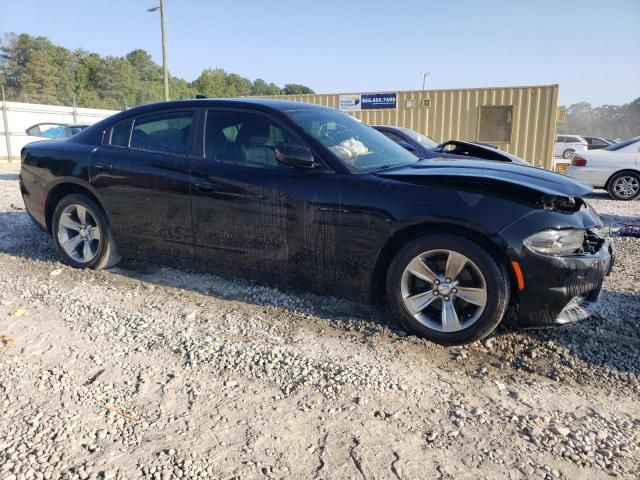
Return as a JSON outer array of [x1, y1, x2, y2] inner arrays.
[[268, 84, 559, 168]]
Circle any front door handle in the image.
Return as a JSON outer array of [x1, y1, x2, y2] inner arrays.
[[195, 182, 217, 193], [95, 162, 113, 170]]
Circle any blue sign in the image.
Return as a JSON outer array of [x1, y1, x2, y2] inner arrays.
[[361, 93, 397, 110]]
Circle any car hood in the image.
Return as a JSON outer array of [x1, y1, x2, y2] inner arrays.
[[432, 140, 530, 165], [375, 158, 592, 197]]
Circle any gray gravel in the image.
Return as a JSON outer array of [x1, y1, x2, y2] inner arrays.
[[0, 164, 638, 479]]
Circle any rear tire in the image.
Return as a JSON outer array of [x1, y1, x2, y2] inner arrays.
[[607, 172, 640, 201], [51, 193, 121, 269], [386, 234, 509, 345], [562, 148, 576, 160]]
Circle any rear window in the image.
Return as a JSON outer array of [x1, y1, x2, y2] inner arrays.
[[110, 121, 132, 147], [605, 136, 640, 151]]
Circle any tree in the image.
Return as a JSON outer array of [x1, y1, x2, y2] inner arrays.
[[282, 83, 315, 95], [250, 79, 282, 96], [250, 78, 269, 96], [559, 98, 640, 140], [192, 68, 228, 97], [0, 32, 314, 108]]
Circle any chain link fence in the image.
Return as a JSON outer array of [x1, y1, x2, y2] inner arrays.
[[1, 85, 122, 162], [0, 85, 162, 111]]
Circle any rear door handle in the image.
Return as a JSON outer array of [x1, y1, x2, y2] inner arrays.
[[95, 162, 112, 170]]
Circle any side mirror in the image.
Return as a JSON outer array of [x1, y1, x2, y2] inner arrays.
[[275, 143, 316, 169], [398, 141, 417, 152]]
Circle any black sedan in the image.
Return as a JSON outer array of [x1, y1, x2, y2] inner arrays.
[[19, 99, 613, 345], [373, 125, 530, 165]]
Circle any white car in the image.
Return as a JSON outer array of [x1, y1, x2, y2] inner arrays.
[[554, 134, 588, 159], [566, 136, 640, 200]]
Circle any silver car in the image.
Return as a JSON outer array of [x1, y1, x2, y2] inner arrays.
[[554, 134, 588, 160]]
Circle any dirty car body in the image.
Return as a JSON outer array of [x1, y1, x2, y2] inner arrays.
[[20, 99, 613, 345]]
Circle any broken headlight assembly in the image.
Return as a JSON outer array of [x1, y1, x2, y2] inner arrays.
[[524, 229, 585, 256]]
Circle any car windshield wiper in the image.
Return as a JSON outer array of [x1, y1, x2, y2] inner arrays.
[[371, 162, 416, 172]]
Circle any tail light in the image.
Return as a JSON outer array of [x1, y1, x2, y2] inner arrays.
[[572, 156, 587, 166]]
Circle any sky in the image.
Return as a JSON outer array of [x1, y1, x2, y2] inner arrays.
[[1, 0, 639, 106]]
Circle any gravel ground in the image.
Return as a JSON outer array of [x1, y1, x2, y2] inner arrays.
[[0, 163, 639, 480]]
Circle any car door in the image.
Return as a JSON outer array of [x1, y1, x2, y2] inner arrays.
[[90, 109, 196, 262], [190, 108, 341, 289]]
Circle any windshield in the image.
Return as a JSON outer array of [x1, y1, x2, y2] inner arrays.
[[605, 136, 640, 151], [397, 127, 439, 149], [288, 109, 418, 171]]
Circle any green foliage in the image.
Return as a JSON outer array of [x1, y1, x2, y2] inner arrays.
[[0, 32, 314, 109], [558, 98, 640, 140], [283, 83, 315, 95]]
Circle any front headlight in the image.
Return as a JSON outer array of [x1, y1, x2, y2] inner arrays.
[[524, 229, 585, 255]]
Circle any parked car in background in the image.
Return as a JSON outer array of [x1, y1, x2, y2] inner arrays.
[[25, 122, 89, 140], [373, 125, 529, 165], [566, 136, 640, 200], [583, 136, 615, 150], [555, 134, 588, 159], [20, 99, 613, 345]]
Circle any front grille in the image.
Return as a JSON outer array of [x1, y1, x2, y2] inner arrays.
[[581, 230, 604, 255]]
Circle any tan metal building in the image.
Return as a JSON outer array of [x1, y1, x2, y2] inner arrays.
[[272, 84, 560, 169]]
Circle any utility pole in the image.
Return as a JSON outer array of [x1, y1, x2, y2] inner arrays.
[[1, 85, 12, 163], [421, 72, 431, 90], [148, 1, 170, 101]]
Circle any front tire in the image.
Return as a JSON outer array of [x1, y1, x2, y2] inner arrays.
[[607, 172, 640, 201], [562, 148, 576, 160], [52, 193, 120, 269], [386, 234, 509, 345]]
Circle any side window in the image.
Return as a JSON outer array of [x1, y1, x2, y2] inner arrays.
[[381, 131, 407, 144], [566, 136, 578, 143], [26, 123, 71, 139], [556, 136, 565, 143], [130, 111, 194, 154], [205, 110, 302, 169], [110, 120, 132, 147]]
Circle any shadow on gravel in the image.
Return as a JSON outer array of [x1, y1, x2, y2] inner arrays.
[[2, 209, 638, 377], [110, 257, 385, 328], [599, 213, 640, 228], [0, 173, 19, 181], [0, 210, 385, 330], [0, 210, 56, 261], [521, 290, 640, 376]]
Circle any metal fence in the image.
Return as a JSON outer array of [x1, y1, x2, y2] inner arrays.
[[1, 85, 139, 111], [0, 85, 119, 162]]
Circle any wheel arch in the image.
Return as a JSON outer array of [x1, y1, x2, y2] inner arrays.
[[604, 168, 640, 190], [44, 181, 105, 233], [371, 222, 515, 304]]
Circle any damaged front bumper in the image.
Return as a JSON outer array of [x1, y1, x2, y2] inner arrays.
[[514, 235, 614, 328]]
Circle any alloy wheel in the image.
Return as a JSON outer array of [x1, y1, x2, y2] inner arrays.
[[613, 176, 640, 199], [400, 249, 487, 332], [57, 204, 102, 264]]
